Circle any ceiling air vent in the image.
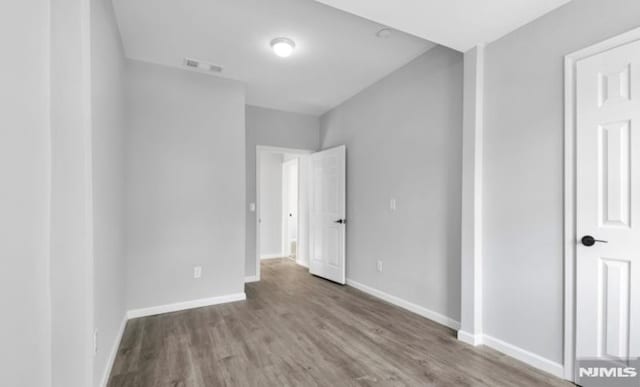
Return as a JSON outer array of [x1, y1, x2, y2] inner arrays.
[[208, 64, 223, 73], [183, 57, 223, 73], [185, 58, 200, 68]]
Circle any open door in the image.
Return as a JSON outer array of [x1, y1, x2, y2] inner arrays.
[[309, 145, 346, 284], [575, 38, 640, 367]]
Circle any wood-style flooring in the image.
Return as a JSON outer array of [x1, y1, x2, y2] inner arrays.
[[108, 259, 571, 386]]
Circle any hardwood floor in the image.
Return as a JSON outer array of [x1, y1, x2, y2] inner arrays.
[[108, 259, 571, 386]]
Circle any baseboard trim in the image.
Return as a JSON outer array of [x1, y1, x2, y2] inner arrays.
[[346, 278, 460, 330], [457, 332, 564, 379], [245, 275, 259, 283], [260, 254, 283, 260], [457, 330, 482, 346], [127, 292, 246, 319], [100, 314, 127, 387], [295, 259, 309, 268], [482, 334, 564, 379]]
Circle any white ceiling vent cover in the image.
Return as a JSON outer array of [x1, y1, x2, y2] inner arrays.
[[185, 58, 200, 68], [183, 57, 223, 73]]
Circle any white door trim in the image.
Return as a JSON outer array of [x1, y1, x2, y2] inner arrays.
[[255, 146, 312, 281], [563, 25, 640, 382]]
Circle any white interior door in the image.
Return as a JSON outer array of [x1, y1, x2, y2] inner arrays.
[[309, 145, 346, 284], [576, 39, 640, 363]]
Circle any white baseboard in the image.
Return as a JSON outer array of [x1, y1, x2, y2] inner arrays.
[[481, 334, 564, 379], [457, 330, 482, 346], [346, 278, 460, 330], [127, 292, 246, 319], [295, 258, 309, 268], [100, 314, 127, 387], [260, 254, 283, 260], [457, 332, 564, 379], [245, 275, 259, 283]]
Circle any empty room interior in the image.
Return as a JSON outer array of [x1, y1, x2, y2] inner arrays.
[[4, 0, 640, 386]]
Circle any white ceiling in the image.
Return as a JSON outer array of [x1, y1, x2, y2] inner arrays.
[[113, 0, 436, 115], [314, 0, 572, 52]]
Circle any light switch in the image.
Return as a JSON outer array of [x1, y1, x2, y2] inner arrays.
[[193, 266, 202, 279], [249, 203, 256, 212], [390, 198, 397, 211]]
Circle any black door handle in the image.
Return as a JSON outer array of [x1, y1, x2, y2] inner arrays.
[[334, 219, 346, 224], [581, 235, 608, 247]]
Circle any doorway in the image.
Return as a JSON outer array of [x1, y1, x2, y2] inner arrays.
[[254, 145, 348, 284], [564, 27, 640, 381], [256, 146, 312, 281]]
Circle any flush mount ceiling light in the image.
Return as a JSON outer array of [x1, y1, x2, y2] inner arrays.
[[270, 37, 296, 58], [376, 28, 393, 39]]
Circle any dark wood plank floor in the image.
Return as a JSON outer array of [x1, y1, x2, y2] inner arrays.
[[108, 259, 571, 386]]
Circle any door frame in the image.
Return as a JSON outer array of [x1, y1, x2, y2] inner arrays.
[[281, 158, 299, 259], [255, 146, 313, 281], [563, 25, 640, 382]]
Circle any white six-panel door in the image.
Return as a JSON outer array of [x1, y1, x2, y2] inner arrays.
[[309, 145, 346, 284], [576, 39, 640, 362]]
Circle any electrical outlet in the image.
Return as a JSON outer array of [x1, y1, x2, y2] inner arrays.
[[249, 202, 256, 212], [390, 198, 397, 211], [193, 266, 202, 279], [377, 260, 383, 273]]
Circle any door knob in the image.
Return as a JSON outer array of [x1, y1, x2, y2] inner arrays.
[[581, 235, 608, 247], [334, 219, 346, 224]]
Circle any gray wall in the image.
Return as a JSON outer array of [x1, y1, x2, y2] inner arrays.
[[91, 0, 127, 384], [50, 0, 95, 385], [0, 1, 51, 386], [259, 152, 284, 257], [125, 61, 246, 310], [320, 46, 464, 321], [482, 0, 640, 364], [245, 106, 320, 277]]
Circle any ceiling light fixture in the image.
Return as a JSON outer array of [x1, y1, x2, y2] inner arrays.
[[376, 28, 393, 39], [270, 37, 296, 58]]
